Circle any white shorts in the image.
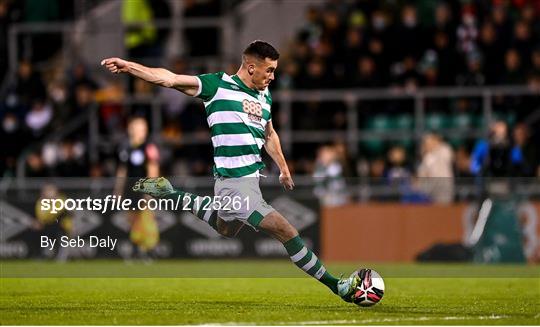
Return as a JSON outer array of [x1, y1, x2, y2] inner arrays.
[[214, 176, 275, 230]]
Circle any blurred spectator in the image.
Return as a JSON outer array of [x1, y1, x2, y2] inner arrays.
[[298, 5, 322, 47], [47, 80, 70, 127], [313, 145, 349, 206], [456, 51, 485, 86], [342, 27, 366, 78], [393, 5, 425, 61], [528, 47, 540, 88], [500, 49, 525, 84], [478, 21, 503, 85], [277, 60, 299, 89], [511, 123, 539, 177], [385, 145, 432, 203], [122, 0, 158, 59], [368, 9, 391, 73], [520, 3, 537, 24], [55, 140, 88, 177], [297, 57, 328, 89], [68, 63, 98, 98], [320, 8, 343, 51], [456, 5, 478, 55], [0, 112, 28, 176], [432, 31, 459, 85], [291, 38, 311, 69], [432, 2, 456, 48], [333, 140, 355, 177], [520, 4, 540, 40], [418, 50, 439, 86], [417, 133, 455, 203], [369, 158, 386, 180], [354, 56, 383, 87], [26, 151, 47, 177], [12, 60, 46, 109], [73, 82, 96, 112], [455, 145, 474, 178], [386, 145, 412, 181], [470, 121, 513, 177], [25, 99, 52, 139], [369, 9, 389, 41], [491, 4, 513, 49], [367, 36, 389, 78], [393, 56, 422, 91], [511, 20, 534, 68]]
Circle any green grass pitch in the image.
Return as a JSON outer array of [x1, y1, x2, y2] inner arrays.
[[1, 260, 539, 325]]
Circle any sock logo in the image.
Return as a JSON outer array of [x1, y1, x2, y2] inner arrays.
[[314, 266, 326, 280]]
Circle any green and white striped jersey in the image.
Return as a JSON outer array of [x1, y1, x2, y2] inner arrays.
[[194, 72, 272, 178]]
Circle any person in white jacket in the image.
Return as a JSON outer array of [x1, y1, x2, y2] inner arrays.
[[417, 133, 455, 203]]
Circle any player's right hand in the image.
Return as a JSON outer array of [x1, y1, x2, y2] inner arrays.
[[279, 172, 295, 191], [101, 57, 129, 74]]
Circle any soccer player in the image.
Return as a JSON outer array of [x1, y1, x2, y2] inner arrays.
[[101, 40, 359, 303]]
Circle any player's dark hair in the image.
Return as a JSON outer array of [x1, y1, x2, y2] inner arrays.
[[243, 40, 280, 61]]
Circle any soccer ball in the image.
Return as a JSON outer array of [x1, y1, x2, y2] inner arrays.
[[352, 268, 385, 307]]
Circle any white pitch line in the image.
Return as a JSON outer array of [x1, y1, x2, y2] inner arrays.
[[199, 314, 509, 325], [288, 314, 508, 325]]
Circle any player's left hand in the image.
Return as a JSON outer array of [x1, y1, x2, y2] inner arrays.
[[279, 173, 295, 190]]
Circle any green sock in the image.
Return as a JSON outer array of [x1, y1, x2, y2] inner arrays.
[[283, 235, 339, 294], [163, 189, 218, 231]]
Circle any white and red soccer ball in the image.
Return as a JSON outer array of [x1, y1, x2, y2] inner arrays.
[[352, 268, 385, 307]]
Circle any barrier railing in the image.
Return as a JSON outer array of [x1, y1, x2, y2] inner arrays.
[[13, 84, 540, 180]]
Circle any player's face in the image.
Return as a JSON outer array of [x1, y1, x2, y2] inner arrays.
[[252, 58, 277, 90]]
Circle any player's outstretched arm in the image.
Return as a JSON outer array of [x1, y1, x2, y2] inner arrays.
[[264, 121, 294, 190], [100, 57, 199, 96]]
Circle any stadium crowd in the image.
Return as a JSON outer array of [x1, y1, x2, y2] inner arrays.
[[1, 0, 539, 204], [280, 0, 540, 89]]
